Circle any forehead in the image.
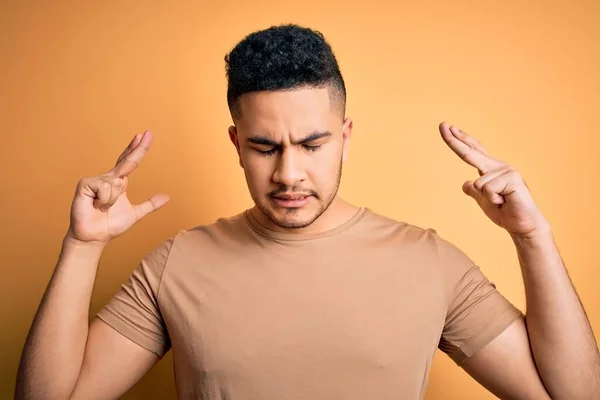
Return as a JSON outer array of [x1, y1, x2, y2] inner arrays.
[[236, 87, 337, 136]]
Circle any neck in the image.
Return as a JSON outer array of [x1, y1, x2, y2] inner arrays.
[[250, 196, 360, 235]]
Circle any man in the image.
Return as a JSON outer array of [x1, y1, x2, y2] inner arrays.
[[15, 24, 600, 400]]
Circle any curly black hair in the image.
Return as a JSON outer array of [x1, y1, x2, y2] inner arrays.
[[225, 24, 346, 120]]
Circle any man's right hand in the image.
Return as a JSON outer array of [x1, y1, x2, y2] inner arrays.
[[66, 130, 169, 245], [15, 130, 167, 400]]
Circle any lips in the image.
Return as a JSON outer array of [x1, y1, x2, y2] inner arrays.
[[273, 193, 311, 200], [270, 193, 313, 208]]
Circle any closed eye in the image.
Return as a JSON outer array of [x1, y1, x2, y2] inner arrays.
[[255, 144, 322, 156], [256, 147, 278, 156], [303, 144, 322, 152], [248, 131, 330, 156]]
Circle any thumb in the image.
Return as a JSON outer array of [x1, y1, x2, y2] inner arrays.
[[462, 181, 483, 203], [133, 193, 170, 221]]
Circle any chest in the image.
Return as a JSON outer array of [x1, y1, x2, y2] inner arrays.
[[160, 250, 447, 379]]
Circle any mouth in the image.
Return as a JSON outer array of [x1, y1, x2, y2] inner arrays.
[[270, 193, 313, 208]]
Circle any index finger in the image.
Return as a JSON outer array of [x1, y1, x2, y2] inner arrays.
[[114, 132, 143, 167], [110, 130, 153, 177], [439, 122, 501, 174]]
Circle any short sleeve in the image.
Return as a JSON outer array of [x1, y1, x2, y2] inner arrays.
[[96, 238, 174, 357], [432, 231, 524, 365]]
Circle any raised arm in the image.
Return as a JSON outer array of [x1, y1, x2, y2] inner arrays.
[[15, 131, 169, 399], [439, 121, 600, 399]]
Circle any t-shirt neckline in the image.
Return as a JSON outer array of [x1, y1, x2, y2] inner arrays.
[[244, 207, 368, 242]]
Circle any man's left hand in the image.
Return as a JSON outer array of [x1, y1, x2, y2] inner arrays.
[[439, 121, 550, 238]]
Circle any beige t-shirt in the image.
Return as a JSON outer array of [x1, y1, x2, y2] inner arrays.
[[97, 207, 523, 399]]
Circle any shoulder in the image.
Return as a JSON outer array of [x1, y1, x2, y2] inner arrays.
[[359, 208, 439, 245], [169, 211, 252, 252], [358, 209, 473, 266]]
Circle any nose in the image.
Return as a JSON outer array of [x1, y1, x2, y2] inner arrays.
[[272, 148, 306, 186]]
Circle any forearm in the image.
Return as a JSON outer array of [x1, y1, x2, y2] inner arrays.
[[15, 236, 105, 400], [512, 225, 600, 399]]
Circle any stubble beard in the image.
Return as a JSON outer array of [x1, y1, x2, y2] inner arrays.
[[249, 159, 343, 230]]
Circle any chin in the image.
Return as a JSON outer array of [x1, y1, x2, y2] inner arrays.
[[273, 216, 316, 229], [264, 202, 323, 230]]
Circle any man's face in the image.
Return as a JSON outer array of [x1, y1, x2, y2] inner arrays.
[[229, 86, 352, 229]]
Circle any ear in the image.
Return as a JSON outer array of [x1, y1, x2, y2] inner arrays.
[[341, 117, 353, 164], [228, 125, 243, 168]]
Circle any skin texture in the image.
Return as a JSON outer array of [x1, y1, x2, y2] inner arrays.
[[228, 86, 359, 233]]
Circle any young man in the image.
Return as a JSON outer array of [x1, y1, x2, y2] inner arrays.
[[16, 24, 600, 399]]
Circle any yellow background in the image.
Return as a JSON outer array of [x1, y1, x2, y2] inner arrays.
[[2, 1, 599, 398]]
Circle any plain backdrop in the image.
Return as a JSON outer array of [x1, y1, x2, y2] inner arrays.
[[1, 1, 599, 398]]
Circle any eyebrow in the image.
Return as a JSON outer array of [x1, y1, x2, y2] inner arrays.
[[247, 131, 332, 146]]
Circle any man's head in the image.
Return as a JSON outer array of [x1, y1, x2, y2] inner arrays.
[[225, 24, 353, 230]]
